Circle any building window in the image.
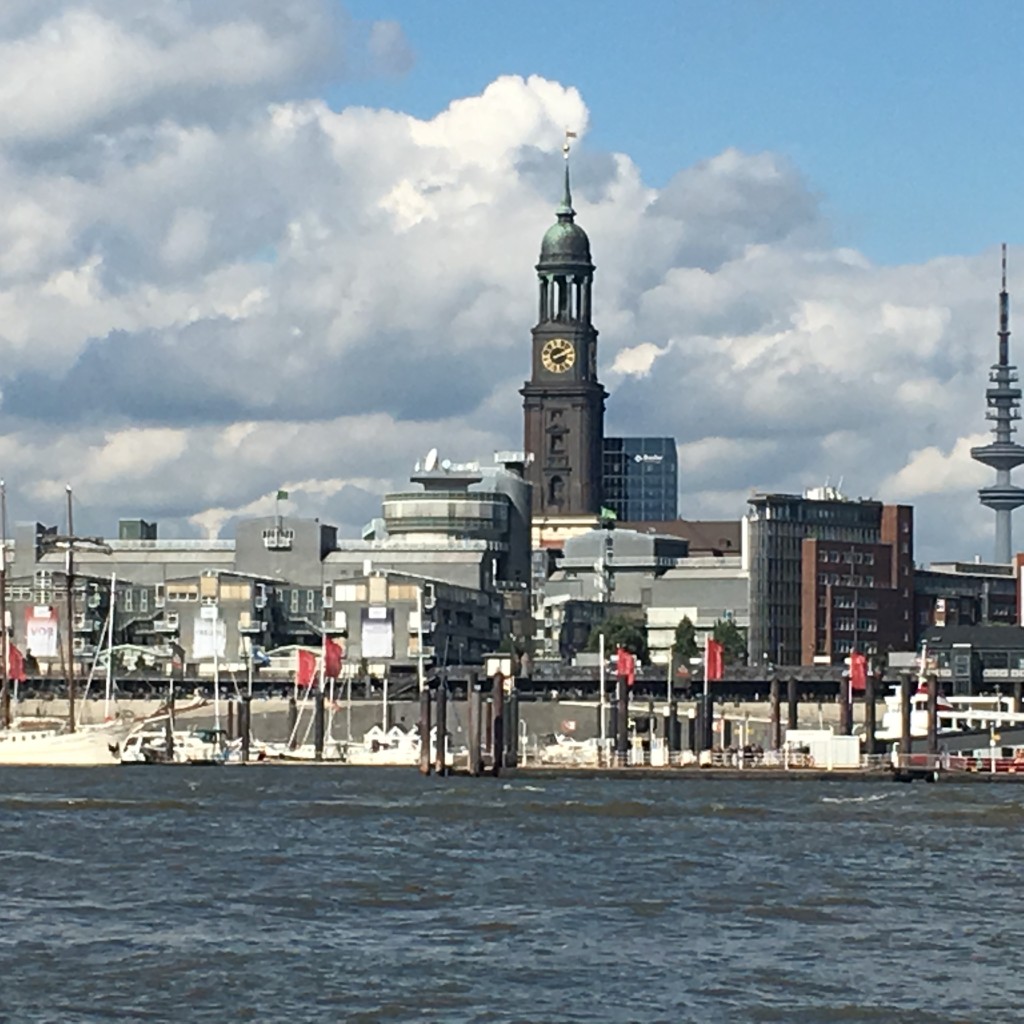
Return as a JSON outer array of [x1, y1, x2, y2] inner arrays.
[[124, 589, 133, 612], [306, 589, 315, 613], [140, 589, 149, 613], [290, 590, 299, 614]]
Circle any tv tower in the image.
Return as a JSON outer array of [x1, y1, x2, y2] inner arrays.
[[971, 244, 1024, 563]]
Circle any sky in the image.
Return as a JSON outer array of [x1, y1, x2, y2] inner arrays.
[[0, 0, 1021, 564]]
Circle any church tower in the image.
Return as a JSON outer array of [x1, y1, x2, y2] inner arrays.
[[521, 144, 607, 539]]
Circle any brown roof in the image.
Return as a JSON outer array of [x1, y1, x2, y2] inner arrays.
[[618, 519, 742, 555]]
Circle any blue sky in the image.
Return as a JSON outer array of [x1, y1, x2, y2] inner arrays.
[[334, 0, 1024, 267]]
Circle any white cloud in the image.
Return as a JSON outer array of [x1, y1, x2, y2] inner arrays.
[[0, 4, 1008, 563]]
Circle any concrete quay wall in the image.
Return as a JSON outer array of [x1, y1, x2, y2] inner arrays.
[[18, 696, 875, 745]]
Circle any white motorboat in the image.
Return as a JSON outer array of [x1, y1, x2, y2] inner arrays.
[[118, 722, 231, 765]]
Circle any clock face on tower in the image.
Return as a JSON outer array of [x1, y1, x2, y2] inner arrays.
[[541, 337, 575, 373]]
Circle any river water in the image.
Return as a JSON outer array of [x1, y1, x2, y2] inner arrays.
[[0, 768, 1019, 1023]]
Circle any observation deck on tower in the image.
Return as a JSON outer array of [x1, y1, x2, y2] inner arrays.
[[971, 245, 1024, 563]]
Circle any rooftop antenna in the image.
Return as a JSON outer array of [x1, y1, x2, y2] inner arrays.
[[423, 448, 438, 473]]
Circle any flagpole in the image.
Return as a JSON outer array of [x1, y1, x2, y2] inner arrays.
[[213, 605, 221, 734], [104, 572, 116, 721]]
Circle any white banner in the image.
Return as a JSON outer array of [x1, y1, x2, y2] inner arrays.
[[192, 615, 227, 660], [361, 608, 394, 659], [25, 606, 59, 658]]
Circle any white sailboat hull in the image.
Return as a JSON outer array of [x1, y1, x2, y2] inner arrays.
[[0, 721, 128, 765]]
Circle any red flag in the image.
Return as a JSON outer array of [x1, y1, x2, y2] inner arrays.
[[616, 647, 636, 687], [324, 637, 344, 679], [296, 649, 317, 687], [850, 651, 867, 693], [7, 643, 25, 683], [706, 639, 724, 682]]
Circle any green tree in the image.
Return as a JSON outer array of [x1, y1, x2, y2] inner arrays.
[[712, 618, 747, 666], [673, 616, 699, 661], [585, 614, 648, 663]]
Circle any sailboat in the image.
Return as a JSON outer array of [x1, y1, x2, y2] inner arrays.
[[0, 485, 129, 765]]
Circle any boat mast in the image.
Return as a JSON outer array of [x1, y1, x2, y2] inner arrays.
[[104, 572, 116, 721], [65, 485, 76, 733]]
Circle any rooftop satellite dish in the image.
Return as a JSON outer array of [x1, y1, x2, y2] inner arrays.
[[424, 448, 438, 472], [441, 459, 452, 471]]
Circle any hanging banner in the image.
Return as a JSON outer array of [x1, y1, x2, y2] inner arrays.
[[361, 607, 394, 659], [25, 606, 59, 659], [192, 615, 227, 660]]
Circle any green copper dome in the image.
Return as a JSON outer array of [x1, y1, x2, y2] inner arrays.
[[537, 162, 592, 268]]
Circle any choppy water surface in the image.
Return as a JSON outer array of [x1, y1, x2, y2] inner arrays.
[[0, 769, 1020, 1023]]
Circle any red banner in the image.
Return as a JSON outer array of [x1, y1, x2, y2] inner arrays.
[[324, 637, 344, 679], [850, 651, 867, 693], [7, 643, 25, 682], [296, 649, 317, 687], [706, 639, 724, 682]]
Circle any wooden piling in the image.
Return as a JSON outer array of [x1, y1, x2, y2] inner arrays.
[[468, 674, 483, 776], [615, 676, 628, 765], [491, 672, 504, 776], [899, 674, 913, 765], [418, 686, 432, 776], [668, 701, 680, 754], [435, 678, 448, 776], [863, 672, 877, 757], [240, 696, 251, 764], [769, 677, 781, 751], [227, 700, 236, 741], [313, 689, 325, 761], [506, 689, 519, 769], [287, 697, 298, 751], [839, 681, 853, 736], [1014, 679, 1023, 715], [786, 677, 799, 731]]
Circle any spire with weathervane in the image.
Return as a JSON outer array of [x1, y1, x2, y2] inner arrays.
[[521, 129, 607, 526], [971, 244, 1024, 563]]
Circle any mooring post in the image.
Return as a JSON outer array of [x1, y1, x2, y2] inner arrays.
[[240, 695, 251, 764], [491, 671, 505, 776], [1014, 679, 1023, 715], [468, 672, 482, 776], [899, 674, 913, 772], [696, 693, 713, 752], [227, 700, 235, 741], [506, 687, 519, 769], [314, 688, 325, 762], [769, 677, 782, 751], [668, 700, 680, 759], [418, 685, 432, 776], [926, 674, 939, 763], [839, 678, 853, 737], [787, 677, 799, 732], [646, 699, 656, 765], [615, 676, 628, 765], [287, 697, 298, 751], [435, 677, 448, 776], [863, 671, 877, 757]]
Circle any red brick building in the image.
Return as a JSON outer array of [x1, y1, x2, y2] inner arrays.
[[800, 505, 914, 664]]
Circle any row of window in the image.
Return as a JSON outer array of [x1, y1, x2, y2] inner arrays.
[[828, 618, 879, 633], [818, 574, 876, 587], [818, 549, 876, 566]]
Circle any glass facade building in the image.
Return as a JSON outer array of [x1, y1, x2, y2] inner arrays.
[[602, 437, 678, 522]]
